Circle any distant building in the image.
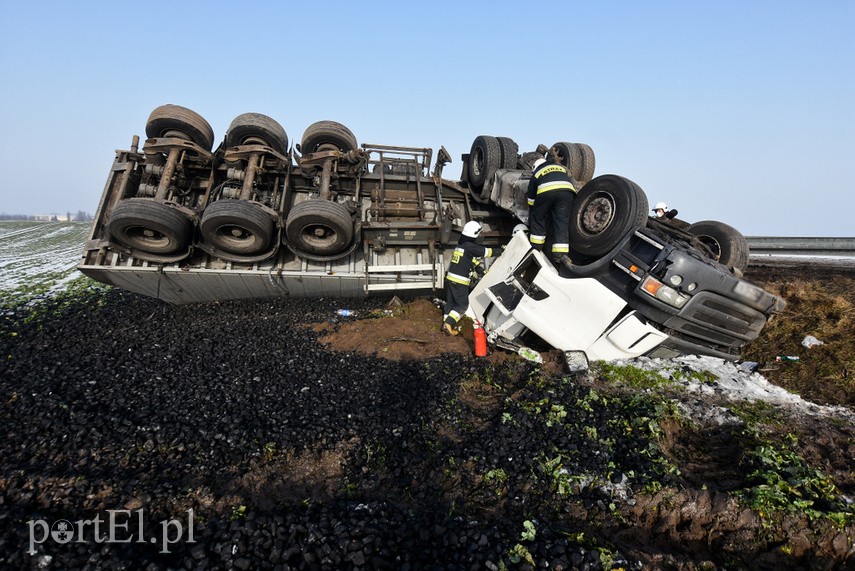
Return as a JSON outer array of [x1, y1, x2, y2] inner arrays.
[[1, 212, 91, 222]]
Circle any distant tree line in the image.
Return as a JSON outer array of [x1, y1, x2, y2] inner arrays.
[[0, 211, 93, 222]]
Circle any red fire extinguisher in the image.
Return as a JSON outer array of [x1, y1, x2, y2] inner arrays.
[[474, 321, 488, 357]]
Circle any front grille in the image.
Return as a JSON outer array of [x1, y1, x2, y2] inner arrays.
[[694, 298, 754, 335], [682, 323, 741, 345], [668, 291, 767, 347]]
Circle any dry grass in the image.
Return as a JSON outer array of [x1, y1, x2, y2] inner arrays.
[[742, 268, 855, 407]]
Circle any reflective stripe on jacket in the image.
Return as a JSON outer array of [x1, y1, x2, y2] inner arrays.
[[527, 162, 576, 205], [446, 240, 492, 286]]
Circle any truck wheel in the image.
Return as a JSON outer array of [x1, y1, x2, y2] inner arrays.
[[687, 220, 750, 272], [145, 104, 215, 151], [467, 135, 502, 190], [551, 142, 583, 180], [569, 175, 649, 257], [300, 121, 358, 154], [497, 136, 519, 170], [576, 143, 596, 184], [225, 113, 289, 155], [108, 198, 192, 255], [200, 200, 275, 255], [285, 200, 354, 256]]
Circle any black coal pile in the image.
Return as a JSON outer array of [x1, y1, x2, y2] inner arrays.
[[1, 289, 644, 570]]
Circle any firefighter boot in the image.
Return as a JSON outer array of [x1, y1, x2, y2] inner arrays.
[[552, 254, 571, 269]]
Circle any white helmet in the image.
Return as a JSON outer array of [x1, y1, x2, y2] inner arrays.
[[532, 158, 546, 170], [653, 202, 668, 211], [512, 223, 528, 235], [462, 220, 483, 238]]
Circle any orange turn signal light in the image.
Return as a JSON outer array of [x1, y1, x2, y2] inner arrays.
[[642, 276, 662, 295]]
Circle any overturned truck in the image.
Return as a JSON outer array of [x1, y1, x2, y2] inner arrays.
[[79, 104, 784, 362]]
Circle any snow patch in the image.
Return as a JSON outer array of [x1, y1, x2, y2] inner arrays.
[[612, 355, 854, 421], [0, 222, 89, 294]]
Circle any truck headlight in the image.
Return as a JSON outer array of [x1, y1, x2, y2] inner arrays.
[[640, 276, 689, 308], [733, 280, 764, 303]]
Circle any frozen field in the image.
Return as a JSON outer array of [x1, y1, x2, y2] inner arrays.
[[0, 221, 91, 302]]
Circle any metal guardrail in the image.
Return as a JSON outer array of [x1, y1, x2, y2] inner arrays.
[[747, 237, 855, 257], [747, 237, 855, 268]]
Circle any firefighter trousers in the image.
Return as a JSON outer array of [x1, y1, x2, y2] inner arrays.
[[528, 190, 574, 256], [443, 281, 469, 328]]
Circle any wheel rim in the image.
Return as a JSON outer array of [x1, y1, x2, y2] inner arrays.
[[579, 193, 615, 236], [160, 129, 193, 142], [471, 148, 484, 178], [300, 222, 341, 249], [240, 135, 268, 146], [124, 225, 172, 249], [696, 235, 722, 261], [213, 224, 262, 251]]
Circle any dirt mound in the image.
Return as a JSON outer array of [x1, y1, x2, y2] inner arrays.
[[312, 298, 472, 361], [311, 298, 526, 369]]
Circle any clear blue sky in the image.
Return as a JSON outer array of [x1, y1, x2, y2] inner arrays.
[[1, 1, 852, 236]]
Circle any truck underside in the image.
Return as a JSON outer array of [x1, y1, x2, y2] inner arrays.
[[79, 105, 784, 361]]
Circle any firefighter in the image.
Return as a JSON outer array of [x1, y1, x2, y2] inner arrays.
[[442, 221, 495, 336], [652, 201, 679, 220], [526, 155, 576, 265]]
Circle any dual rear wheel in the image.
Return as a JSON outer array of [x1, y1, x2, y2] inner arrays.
[[200, 200, 275, 256], [466, 135, 519, 199], [200, 112, 288, 256], [109, 105, 213, 256], [108, 199, 192, 256], [550, 142, 595, 184]]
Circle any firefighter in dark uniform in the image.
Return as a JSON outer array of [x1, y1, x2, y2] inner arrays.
[[526, 155, 576, 265], [443, 221, 494, 336]]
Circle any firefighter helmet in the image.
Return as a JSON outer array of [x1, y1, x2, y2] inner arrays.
[[462, 221, 483, 238]]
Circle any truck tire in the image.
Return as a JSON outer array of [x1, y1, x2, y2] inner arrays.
[[467, 135, 502, 190], [551, 142, 583, 180], [497, 136, 519, 170], [687, 220, 750, 272], [200, 200, 275, 256], [569, 175, 649, 257], [300, 121, 358, 154], [225, 113, 289, 155], [576, 143, 596, 184], [108, 198, 192, 255], [145, 104, 215, 151], [285, 200, 354, 256]]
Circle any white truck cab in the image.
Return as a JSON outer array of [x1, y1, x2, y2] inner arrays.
[[469, 216, 785, 369], [470, 231, 669, 364]]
